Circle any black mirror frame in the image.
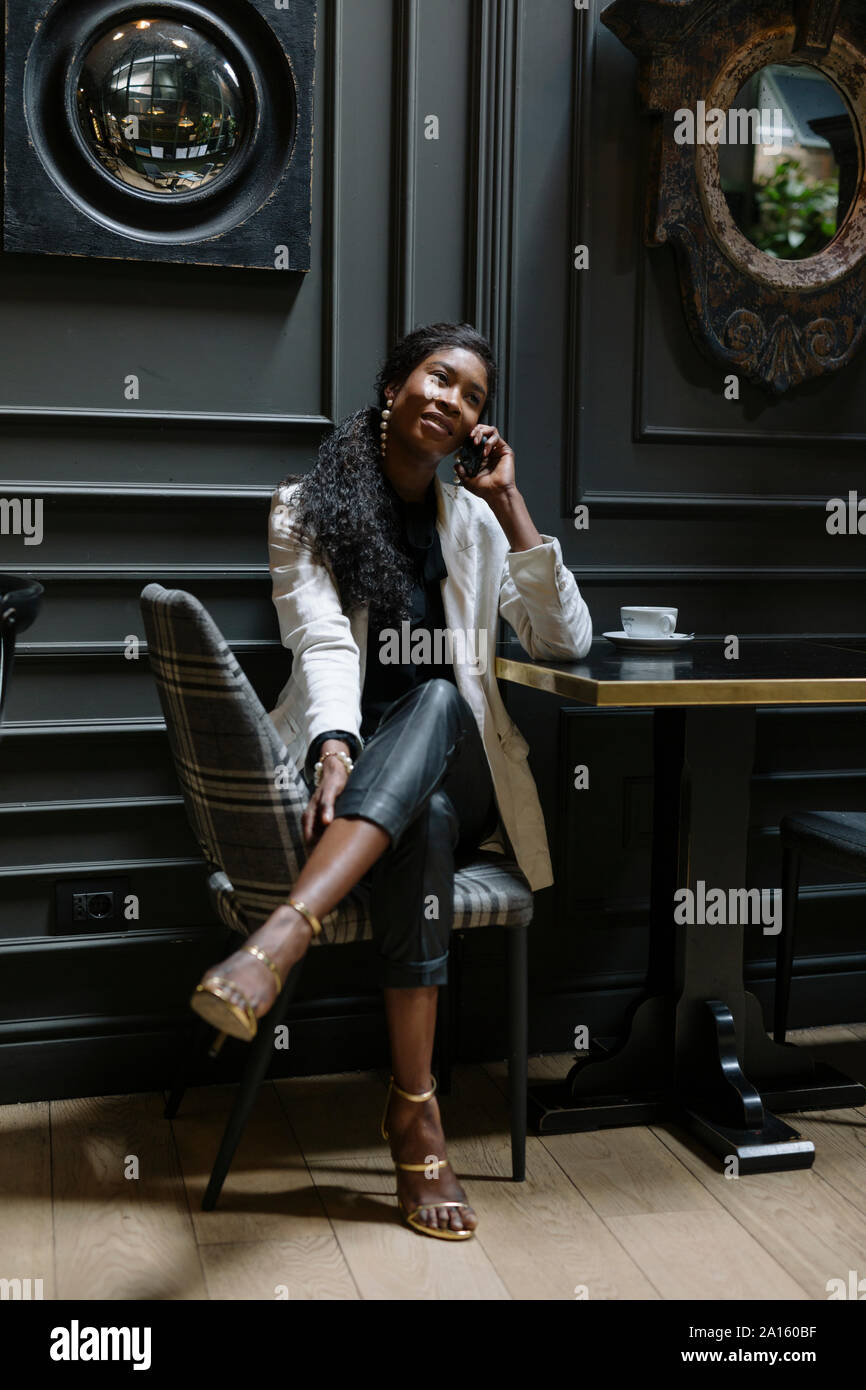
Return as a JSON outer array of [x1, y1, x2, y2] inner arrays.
[[3, 0, 317, 271]]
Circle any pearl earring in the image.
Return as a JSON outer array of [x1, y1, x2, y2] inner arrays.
[[380, 396, 394, 458]]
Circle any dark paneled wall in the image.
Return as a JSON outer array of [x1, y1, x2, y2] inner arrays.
[[1, 0, 864, 1104]]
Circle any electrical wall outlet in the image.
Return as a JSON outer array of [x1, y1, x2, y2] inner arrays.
[[54, 877, 132, 934]]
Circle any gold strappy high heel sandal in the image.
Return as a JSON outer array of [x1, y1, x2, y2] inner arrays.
[[190, 899, 321, 1047], [380, 1074, 475, 1241]]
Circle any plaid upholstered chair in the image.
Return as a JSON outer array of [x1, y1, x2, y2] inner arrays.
[[140, 583, 533, 1210]]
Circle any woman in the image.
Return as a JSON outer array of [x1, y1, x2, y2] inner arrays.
[[191, 322, 593, 1241]]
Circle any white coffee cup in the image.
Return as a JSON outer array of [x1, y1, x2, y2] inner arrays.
[[621, 605, 678, 638]]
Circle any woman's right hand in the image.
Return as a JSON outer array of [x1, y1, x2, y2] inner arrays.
[[302, 741, 351, 847]]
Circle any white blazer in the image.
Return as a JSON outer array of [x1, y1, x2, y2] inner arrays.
[[267, 475, 593, 891]]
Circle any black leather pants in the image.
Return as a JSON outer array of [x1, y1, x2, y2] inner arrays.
[[320, 679, 499, 989]]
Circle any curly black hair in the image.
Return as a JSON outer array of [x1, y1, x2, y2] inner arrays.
[[281, 321, 498, 630]]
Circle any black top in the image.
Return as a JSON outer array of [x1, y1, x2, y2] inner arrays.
[[303, 474, 457, 783]]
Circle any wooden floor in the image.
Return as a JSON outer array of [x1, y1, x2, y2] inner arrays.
[[2, 1024, 865, 1300]]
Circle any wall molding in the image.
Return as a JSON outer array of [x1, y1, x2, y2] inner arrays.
[[470, 0, 521, 442], [757, 703, 866, 718], [632, 255, 866, 462], [578, 489, 856, 516], [0, 483, 275, 503], [753, 768, 866, 783], [555, 699, 866, 717], [12, 562, 859, 584], [391, 0, 420, 338], [636, 422, 866, 450], [633, 220, 866, 455], [1, 966, 863, 1105], [0, 795, 183, 818], [0, 407, 334, 428], [625, 191, 866, 503], [322, 0, 342, 421], [2, 565, 269, 583], [0, 718, 166, 739], [0, 854, 202, 879], [547, 564, 866, 584], [0, 930, 209, 958], [563, 2, 594, 518], [14, 639, 277, 658]]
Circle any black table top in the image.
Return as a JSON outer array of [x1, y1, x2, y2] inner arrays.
[[495, 637, 866, 707]]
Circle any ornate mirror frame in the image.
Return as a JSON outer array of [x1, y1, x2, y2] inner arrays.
[[601, 0, 866, 393]]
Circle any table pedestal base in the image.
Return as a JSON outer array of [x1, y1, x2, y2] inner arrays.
[[530, 705, 866, 1171], [527, 994, 866, 1172]]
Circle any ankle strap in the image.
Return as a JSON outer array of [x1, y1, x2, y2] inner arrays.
[[390, 1074, 437, 1103], [242, 944, 283, 994]]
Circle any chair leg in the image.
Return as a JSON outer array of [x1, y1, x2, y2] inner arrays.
[[201, 956, 305, 1211], [507, 923, 528, 1182], [775, 848, 801, 1044]]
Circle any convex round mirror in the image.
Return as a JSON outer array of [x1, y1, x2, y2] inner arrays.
[[73, 15, 247, 197], [718, 63, 858, 261]]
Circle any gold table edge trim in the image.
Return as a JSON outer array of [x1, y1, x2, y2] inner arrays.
[[494, 657, 866, 707]]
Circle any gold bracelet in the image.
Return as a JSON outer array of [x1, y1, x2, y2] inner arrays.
[[286, 898, 322, 938]]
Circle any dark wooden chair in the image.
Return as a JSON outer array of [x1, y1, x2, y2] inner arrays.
[[776, 811, 866, 1043]]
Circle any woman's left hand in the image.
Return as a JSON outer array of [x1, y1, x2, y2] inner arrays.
[[454, 424, 516, 499]]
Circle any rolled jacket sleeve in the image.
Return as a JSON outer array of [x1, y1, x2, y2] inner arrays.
[[498, 533, 593, 660]]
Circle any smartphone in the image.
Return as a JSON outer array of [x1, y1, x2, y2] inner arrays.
[[456, 434, 487, 478]]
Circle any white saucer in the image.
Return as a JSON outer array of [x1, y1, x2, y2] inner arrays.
[[603, 631, 695, 652]]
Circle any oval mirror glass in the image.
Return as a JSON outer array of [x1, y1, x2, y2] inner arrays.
[[719, 63, 858, 260]]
